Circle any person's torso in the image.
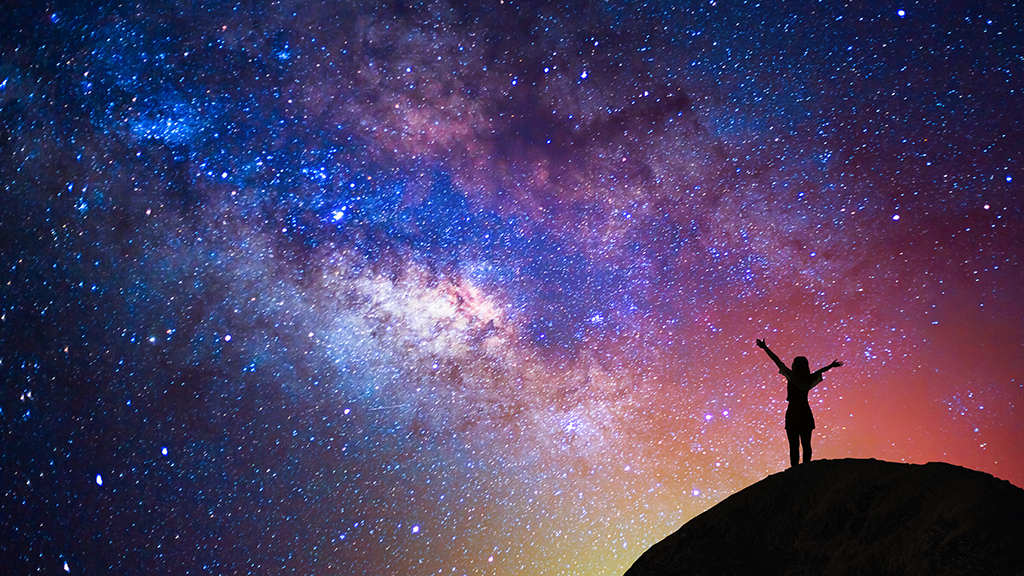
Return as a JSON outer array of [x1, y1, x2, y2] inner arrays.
[[786, 380, 810, 405]]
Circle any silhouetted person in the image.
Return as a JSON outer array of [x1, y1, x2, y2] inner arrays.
[[756, 339, 843, 467]]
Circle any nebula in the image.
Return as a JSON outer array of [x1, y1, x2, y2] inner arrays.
[[1, 1, 1021, 574]]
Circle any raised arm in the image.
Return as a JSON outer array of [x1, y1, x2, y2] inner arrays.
[[756, 339, 788, 372], [814, 359, 844, 378]]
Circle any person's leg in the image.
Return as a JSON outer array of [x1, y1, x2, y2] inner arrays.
[[787, 429, 800, 467], [801, 431, 813, 463]]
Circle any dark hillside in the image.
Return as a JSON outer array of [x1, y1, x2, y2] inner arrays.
[[624, 459, 1024, 576]]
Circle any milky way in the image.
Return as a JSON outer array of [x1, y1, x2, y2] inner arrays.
[[2, 1, 1022, 574]]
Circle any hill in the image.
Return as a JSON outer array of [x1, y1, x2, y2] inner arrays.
[[624, 459, 1024, 576]]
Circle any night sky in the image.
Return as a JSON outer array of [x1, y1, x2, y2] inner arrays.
[[1, 1, 1022, 574]]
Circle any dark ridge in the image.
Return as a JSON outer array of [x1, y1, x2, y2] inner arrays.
[[625, 459, 1024, 576]]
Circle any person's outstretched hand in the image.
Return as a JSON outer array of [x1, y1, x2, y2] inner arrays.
[[830, 360, 843, 369], [756, 339, 767, 349]]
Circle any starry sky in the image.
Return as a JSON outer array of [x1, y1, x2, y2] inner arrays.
[[1, 0, 1022, 574]]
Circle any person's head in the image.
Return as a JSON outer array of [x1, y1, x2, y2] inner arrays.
[[792, 356, 810, 376]]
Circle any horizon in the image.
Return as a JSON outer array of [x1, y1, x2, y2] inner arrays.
[[1, 1, 1021, 575]]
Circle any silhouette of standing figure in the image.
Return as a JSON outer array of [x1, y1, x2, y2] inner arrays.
[[756, 339, 843, 467]]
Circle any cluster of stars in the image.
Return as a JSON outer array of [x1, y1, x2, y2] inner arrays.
[[1, 1, 1021, 575]]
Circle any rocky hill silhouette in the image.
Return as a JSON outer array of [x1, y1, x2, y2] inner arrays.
[[624, 459, 1024, 576]]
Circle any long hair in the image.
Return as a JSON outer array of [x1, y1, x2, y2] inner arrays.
[[792, 356, 810, 377]]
